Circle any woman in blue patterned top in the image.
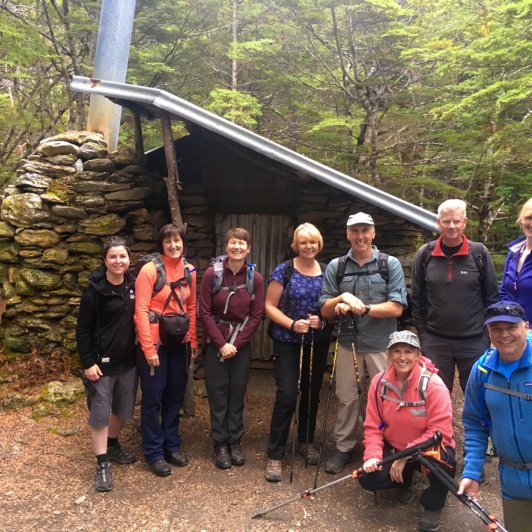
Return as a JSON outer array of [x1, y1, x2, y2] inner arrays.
[[264, 223, 332, 482]]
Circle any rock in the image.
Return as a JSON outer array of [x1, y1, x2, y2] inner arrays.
[[107, 201, 144, 213], [21, 161, 76, 178], [78, 142, 108, 160], [43, 131, 106, 147], [14, 173, 53, 189], [14, 229, 61, 248], [0, 241, 20, 263], [0, 221, 15, 238], [67, 241, 102, 255], [42, 380, 84, 404], [133, 224, 157, 241], [1, 193, 50, 228], [71, 181, 131, 193], [125, 208, 150, 225], [104, 187, 151, 201], [42, 243, 69, 264], [78, 214, 126, 236], [82, 158, 116, 173], [45, 154, 77, 166], [2, 336, 29, 352], [2, 394, 26, 410], [73, 195, 106, 208], [110, 148, 147, 167], [75, 171, 111, 181], [36, 140, 80, 156], [19, 249, 43, 258], [53, 223, 77, 234], [51, 205, 87, 219], [20, 268, 62, 289], [52, 426, 80, 437], [74, 496, 86, 505]]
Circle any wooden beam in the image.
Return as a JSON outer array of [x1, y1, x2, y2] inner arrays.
[[160, 110, 183, 224], [133, 112, 144, 155]]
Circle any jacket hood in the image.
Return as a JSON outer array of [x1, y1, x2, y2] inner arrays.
[[419, 355, 438, 373], [508, 235, 526, 253]]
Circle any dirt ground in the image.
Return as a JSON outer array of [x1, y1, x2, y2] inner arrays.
[[0, 362, 504, 532]]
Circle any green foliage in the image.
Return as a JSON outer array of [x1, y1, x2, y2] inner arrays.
[[206, 88, 262, 126]]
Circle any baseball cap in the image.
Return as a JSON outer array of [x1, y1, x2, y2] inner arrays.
[[346, 213, 374, 226], [387, 330, 420, 350], [484, 301, 527, 325]]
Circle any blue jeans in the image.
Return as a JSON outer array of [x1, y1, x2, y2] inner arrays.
[[136, 343, 189, 464]]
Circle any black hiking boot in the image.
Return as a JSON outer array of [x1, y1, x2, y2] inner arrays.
[[95, 462, 113, 492], [324, 449, 356, 474], [107, 442, 136, 465], [214, 441, 232, 469], [229, 439, 245, 466]]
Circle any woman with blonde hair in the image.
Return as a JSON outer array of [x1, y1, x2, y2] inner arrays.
[[500, 198, 532, 321], [264, 223, 332, 482]]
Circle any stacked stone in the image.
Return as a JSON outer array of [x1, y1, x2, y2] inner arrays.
[[0, 131, 172, 355], [296, 181, 421, 282]]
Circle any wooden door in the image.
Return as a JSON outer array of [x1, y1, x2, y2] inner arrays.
[[215, 214, 293, 360]]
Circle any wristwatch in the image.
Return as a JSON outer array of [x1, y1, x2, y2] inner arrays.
[[362, 305, 371, 317]]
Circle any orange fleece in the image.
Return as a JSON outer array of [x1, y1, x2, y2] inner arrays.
[[134, 255, 197, 358]]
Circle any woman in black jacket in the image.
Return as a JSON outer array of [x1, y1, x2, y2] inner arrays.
[[75, 236, 137, 492]]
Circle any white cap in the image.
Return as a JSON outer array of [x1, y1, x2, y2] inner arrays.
[[347, 213, 374, 226]]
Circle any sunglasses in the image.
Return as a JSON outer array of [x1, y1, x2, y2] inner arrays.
[[486, 305, 526, 319]]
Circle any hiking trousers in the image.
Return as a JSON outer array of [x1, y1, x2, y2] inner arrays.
[[204, 342, 251, 444], [136, 343, 189, 464], [266, 339, 329, 460]]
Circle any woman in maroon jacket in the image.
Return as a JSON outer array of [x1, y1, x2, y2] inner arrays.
[[199, 228, 265, 469]]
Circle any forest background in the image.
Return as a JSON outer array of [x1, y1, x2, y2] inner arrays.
[[1, 0, 531, 266]]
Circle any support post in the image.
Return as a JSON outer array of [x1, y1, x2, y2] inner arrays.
[[133, 112, 144, 156], [159, 111, 195, 416]]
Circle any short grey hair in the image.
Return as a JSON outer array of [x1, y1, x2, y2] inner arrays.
[[437, 199, 467, 218]]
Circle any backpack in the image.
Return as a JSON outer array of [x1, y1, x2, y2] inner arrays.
[[279, 259, 328, 288], [336, 252, 412, 325], [210, 255, 255, 296], [476, 349, 532, 426], [421, 240, 485, 281], [134, 253, 193, 297], [375, 364, 434, 430]]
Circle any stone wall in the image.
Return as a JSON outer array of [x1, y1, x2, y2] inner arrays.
[[0, 131, 211, 355]]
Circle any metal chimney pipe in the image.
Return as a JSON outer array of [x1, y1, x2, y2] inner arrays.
[[86, 0, 136, 151]]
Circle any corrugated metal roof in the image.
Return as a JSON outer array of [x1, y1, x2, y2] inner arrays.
[[70, 76, 438, 232]]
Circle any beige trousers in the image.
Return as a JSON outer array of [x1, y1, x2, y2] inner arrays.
[[333, 345, 388, 453]]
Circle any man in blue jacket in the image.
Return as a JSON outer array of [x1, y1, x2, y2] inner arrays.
[[459, 301, 532, 531]]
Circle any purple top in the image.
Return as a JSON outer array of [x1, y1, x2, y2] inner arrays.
[[269, 262, 331, 344]]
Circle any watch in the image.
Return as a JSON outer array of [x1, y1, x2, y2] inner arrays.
[[362, 305, 371, 317]]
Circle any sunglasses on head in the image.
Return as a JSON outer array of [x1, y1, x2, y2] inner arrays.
[[486, 305, 526, 319]]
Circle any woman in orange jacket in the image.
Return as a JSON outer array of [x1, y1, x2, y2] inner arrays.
[[134, 223, 198, 477]]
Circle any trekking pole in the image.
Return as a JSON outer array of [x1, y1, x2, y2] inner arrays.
[[252, 431, 442, 519], [347, 312, 364, 422], [413, 453, 508, 532], [289, 321, 306, 484], [304, 328, 314, 469], [313, 314, 344, 490]]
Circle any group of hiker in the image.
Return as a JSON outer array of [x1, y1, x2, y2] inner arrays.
[[75, 196, 532, 532]]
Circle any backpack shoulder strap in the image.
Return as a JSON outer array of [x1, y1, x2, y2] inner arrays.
[[422, 241, 437, 270], [469, 241, 485, 282], [151, 254, 166, 297], [336, 254, 349, 285], [377, 252, 389, 283], [318, 262, 327, 273], [375, 371, 387, 430], [246, 262, 256, 296], [477, 351, 492, 426], [417, 367, 433, 402], [283, 259, 294, 288], [211, 256, 226, 295]]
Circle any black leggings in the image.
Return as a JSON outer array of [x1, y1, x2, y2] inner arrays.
[[358, 441, 456, 511]]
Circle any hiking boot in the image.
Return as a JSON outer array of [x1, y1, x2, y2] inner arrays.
[[298, 443, 319, 466], [265, 459, 282, 482], [396, 487, 415, 504], [165, 449, 189, 467], [229, 439, 245, 466], [324, 449, 356, 474], [214, 442, 232, 469], [418, 509, 441, 531], [95, 462, 113, 492], [147, 459, 171, 477], [107, 442, 136, 465]]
